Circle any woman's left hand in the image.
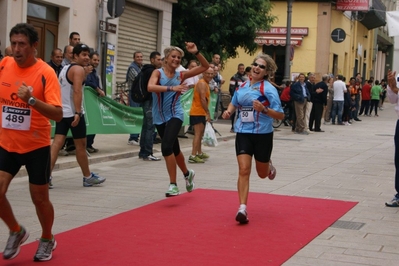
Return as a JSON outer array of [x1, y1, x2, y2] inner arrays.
[[253, 99, 266, 113], [185, 42, 197, 54]]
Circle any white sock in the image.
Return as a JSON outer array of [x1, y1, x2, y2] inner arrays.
[[239, 204, 246, 211]]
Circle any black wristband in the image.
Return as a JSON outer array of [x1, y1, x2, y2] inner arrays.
[[194, 50, 200, 56], [75, 112, 83, 117]]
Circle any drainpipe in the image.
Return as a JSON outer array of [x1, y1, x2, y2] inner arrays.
[[97, 0, 103, 53], [284, 0, 294, 81]]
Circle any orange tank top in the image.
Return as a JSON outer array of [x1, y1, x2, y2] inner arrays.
[[190, 79, 210, 116]]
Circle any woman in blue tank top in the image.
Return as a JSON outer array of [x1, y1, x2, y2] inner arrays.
[[222, 53, 284, 224], [148, 42, 209, 197]]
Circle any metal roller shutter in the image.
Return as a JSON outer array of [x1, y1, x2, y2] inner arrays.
[[116, 2, 158, 83]]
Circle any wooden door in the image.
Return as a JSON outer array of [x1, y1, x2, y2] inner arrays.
[[27, 17, 58, 61]]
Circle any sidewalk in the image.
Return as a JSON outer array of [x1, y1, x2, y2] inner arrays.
[[3, 106, 399, 265], [15, 119, 235, 178]]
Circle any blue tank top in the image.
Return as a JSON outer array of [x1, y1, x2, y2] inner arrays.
[[152, 68, 184, 124], [231, 80, 283, 134]]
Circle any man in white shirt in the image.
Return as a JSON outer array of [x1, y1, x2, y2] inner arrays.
[[182, 60, 198, 94], [331, 75, 347, 125]]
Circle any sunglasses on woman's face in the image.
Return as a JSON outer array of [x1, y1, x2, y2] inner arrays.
[[252, 62, 266, 69]]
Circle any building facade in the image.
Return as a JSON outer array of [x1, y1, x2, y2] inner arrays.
[[1, 0, 396, 92], [0, 0, 176, 95], [221, 0, 394, 88]]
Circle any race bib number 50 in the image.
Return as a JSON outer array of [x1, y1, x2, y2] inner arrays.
[[2, 106, 31, 131], [240, 106, 254, 122]]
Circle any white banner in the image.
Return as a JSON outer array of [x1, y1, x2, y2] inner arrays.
[[386, 11, 399, 37]]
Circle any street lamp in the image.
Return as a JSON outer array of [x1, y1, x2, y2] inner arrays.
[[284, 0, 294, 80]]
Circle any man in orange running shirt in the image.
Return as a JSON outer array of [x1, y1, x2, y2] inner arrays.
[[0, 23, 62, 261]]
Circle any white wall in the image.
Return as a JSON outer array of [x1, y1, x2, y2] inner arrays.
[[0, 0, 174, 62], [393, 1, 399, 72]]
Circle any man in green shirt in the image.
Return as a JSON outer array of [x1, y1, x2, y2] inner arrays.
[[370, 80, 382, 116]]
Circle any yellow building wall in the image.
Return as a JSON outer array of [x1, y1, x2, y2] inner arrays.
[[287, 2, 318, 73], [354, 22, 374, 79], [329, 11, 352, 77], [220, 1, 319, 91], [329, 11, 372, 80], [220, 2, 373, 88]]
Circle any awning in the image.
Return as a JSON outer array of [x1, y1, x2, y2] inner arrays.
[[359, 0, 386, 30], [359, 9, 386, 30], [255, 35, 303, 46]]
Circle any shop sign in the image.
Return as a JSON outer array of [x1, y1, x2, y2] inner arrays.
[[336, 0, 369, 11]]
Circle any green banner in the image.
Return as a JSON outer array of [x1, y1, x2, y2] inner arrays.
[[51, 87, 217, 135]]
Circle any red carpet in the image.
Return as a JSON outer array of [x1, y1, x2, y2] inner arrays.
[[2, 189, 357, 265]]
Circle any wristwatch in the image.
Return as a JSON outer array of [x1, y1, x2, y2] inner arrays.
[[28, 97, 36, 106], [75, 112, 83, 117]]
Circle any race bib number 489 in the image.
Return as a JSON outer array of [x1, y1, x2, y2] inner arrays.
[[2, 106, 31, 131]]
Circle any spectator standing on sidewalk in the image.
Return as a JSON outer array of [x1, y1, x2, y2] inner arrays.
[[229, 63, 246, 133], [244, 66, 252, 80], [148, 42, 209, 197], [305, 73, 316, 131], [68, 32, 80, 47], [359, 79, 372, 116], [212, 53, 221, 67], [61, 45, 73, 67], [4, 46, 13, 57], [370, 80, 382, 117], [85, 51, 105, 153], [290, 73, 311, 134], [182, 59, 199, 93], [50, 44, 106, 187], [0, 23, 63, 261], [324, 76, 334, 124], [380, 79, 387, 110], [385, 70, 399, 207], [350, 94, 357, 120], [280, 80, 293, 124], [222, 53, 284, 224], [138, 51, 163, 161], [188, 67, 213, 163], [47, 48, 63, 77], [350, 79, 362, 121], [342, 77, 355, 125], [309, 74, 328, 132], [331, 75, 347, 125], [126, 51, 143, 145]]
